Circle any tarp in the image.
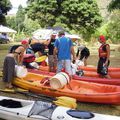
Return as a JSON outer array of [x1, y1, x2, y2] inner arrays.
[[32, 28, 80, 41], [32, 29, 53, 40], [0, 25, 17, 33]]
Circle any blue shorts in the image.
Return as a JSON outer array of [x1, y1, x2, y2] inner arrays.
[[57, 60, 72, 75]]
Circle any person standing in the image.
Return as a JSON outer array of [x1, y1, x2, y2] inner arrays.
[[76, 44, 90, 66], [97, 35, 110, 78], [46, 34, 57, 72], [2, 39, 29, 89], [54, 31, 76, 77]]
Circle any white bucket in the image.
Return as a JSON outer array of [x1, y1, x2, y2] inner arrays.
[[15, 65, 28, 78], [50, 72, 70, 89]]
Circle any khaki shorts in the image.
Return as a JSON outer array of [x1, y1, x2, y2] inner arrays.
[[48, 55, 57, 67]]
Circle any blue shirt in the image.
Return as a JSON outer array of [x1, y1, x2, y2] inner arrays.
[[54, 36, 73, 60]]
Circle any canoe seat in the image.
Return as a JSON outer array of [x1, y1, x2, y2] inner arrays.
[[0, 99, 22, 108], [67, 109, 94, 119]]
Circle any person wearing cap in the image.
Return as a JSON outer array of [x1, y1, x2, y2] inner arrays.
[[2, 40, 29, 89], [97, 35, 110, 78], [54, 30, 76, 77], [45, 33, 57, 72]]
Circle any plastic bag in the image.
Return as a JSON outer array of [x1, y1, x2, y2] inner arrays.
[[15, 65, 28, 78], [101, 65, 107, 75], [30, 62, 39, 69]]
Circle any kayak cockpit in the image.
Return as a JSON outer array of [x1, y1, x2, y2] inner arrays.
[[0, 99, 33, 108], [67, 109, 95, 119]]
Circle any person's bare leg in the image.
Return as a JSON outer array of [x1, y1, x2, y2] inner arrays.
[[104, 74, 111, 79], [84, 59, 87, 66], [5, 82, 13, 89]]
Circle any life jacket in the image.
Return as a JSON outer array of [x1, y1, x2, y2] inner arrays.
[[99, 44, 109, 58]]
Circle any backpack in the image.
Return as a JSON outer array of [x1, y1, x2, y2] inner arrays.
[[9, 45, 21, 53]]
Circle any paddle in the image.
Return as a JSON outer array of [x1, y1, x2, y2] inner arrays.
[[0, 87, 28, 93], [18, 91, 55, 102], [18, 90, 77, 109], [0, 87, 55, 102]]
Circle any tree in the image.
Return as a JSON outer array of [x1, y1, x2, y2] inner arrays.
[[0, 0, 12, 25], [108, 0, 120, 11], [15, 5, 26, 31], [106, 10, 120, 43], [6, 4, 41, 36], [26, 0, 102, 39]]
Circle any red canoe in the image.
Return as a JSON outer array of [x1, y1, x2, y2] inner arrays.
[[28, 69, 120, 86], [79, 66, 120, 72], [32, 65, 120, 79]]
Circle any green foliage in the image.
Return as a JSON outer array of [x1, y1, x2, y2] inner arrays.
[[15, 5, 26, 32], [93, 23, 108, 38], [108, 0, 120, 11], [0, 14, 6, 25], [23, 17, 41, 34], [6, 16, 16, 29], [6, 5, 26, 32], [14, 31, 27, 42], [0, 0, 12, 14], [106, 10, 120, 43], [26, 0, 102, 39], [0, 0, 12, 25], [6, 4, 41, 37]]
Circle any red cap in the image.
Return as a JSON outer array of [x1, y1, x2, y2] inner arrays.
[[21, 40, 29, 44], [99, 35, 106, 42]]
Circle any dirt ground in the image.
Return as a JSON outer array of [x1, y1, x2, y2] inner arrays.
[[0, 44, 120, 117]]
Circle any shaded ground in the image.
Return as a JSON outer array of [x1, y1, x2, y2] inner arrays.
[[0, 43, 120, 119]]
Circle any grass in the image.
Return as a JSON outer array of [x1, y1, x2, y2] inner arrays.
[[0, 42, 120, 117]]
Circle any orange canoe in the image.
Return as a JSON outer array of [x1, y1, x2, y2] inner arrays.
[[13, 73, 120, 104]]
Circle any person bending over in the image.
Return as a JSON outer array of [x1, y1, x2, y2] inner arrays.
[[76, 44, 90, 66]]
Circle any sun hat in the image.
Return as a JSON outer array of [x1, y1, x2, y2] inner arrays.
[[99, 35, 106, 42], [21, 39, 29, 44]]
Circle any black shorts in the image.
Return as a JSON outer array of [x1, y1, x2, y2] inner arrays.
[[97, 57, 110, 75], [80, 47, 90, 60]]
